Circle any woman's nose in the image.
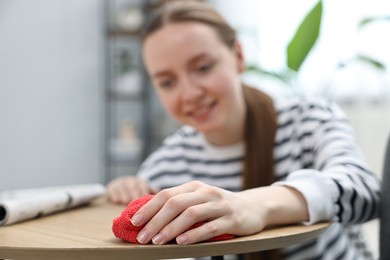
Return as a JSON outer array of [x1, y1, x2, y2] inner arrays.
[[180, 76, 204, 103]]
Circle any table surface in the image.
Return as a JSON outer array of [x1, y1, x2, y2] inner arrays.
[[0, 197, 330, 260]]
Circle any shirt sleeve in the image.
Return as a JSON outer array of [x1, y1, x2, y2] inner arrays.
[[273, 169, 338, 224], [274, 99, 380, 225]]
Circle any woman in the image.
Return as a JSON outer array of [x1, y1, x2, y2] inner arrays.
[[107, 1, 380, 259]]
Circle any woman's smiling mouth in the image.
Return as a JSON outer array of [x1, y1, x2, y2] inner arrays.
[[186, 100, 217, 121]]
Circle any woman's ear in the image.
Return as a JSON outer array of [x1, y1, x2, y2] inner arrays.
[[233, 41, 246, 73]]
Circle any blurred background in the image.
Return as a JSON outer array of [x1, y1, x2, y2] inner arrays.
[[0, 0, 389, 257]]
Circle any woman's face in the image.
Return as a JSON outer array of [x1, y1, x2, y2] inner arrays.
[[142, 22, 246, 142]]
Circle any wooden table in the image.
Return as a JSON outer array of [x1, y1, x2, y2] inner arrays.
[[0, 197, 329, 260]]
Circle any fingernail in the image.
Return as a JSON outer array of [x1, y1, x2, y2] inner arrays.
[[152, 233, 163, 245], [176, 234, 188, 245], [137, 230, 149, 244], [131, 213, 142, 226]]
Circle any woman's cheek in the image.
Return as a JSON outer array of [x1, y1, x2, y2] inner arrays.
[[205, 73, 231, 93], [162, 96, 182, 120]]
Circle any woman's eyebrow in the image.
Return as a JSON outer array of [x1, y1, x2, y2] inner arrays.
[[152, 70, 172, 79], [188, 53, 212, 65], [151, 52, 214, 78]]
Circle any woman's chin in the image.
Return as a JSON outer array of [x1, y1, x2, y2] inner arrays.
[[191, 122, 222, 134], [180, 113, 223, 133]]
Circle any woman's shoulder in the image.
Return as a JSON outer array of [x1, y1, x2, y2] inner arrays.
[[160, 125, 203, 150], [138, 126, 203, 173], [274, 95, 330, 111], [273, 95, 345, 120]]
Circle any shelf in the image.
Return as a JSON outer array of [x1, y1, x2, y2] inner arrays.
[[107, 28, 141, 37], [107, 89, 143, 101], [103, 0, 155, 183], [109, 154, 141, 165], [104, 1, 148, 182]]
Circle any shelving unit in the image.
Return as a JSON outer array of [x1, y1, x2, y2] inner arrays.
[[103, 0, 152, 183], [103, 0, 181, 183]]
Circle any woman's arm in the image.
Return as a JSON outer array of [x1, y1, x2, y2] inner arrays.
[[275, 99, 381, 225], [130, 181, 309, 245]]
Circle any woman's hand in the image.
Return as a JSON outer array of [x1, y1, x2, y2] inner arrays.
[[129, 181, 271, 245], [106, 176, 157, 205]]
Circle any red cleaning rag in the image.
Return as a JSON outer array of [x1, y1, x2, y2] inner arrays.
[[112, 194, 234, 244]]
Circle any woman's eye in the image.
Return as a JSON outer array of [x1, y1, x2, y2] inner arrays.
[[198, 63, 213, 73], [159, 79, 173, 89]]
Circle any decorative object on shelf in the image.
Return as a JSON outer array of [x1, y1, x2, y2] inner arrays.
[[111, 49, 142, 98], [109, 118, 143, 163], [115, 6, 145, 32]]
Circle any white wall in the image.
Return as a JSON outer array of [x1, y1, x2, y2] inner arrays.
[[0, 0, 104, 190], [342, 103, 390, 178]]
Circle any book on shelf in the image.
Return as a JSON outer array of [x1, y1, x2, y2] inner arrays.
[[0, 183, 106, 226]]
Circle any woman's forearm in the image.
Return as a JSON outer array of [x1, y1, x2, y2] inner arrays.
[[237, 185, 310, 227]]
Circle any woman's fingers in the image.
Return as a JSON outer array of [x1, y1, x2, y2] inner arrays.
[[176, 217, 231, 245], [133, 181, 233, 244], [131, 181, 203, 227], [138, 178, 156, 195], [150, 198, 224, 244], [106, 180, 125, 204], [106, 176, 156, 204], [128, 178, 152, 199], [134, 191, 207, 243]]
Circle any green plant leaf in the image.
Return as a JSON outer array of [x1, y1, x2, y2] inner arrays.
[[287, 0, 323, 72], [337, 55, 386, 71], [359, 16, 390, 28], [245, 64, 293, 83], [356, 55, 386, 70]]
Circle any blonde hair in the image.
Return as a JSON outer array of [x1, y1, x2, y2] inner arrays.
[[142, 2, 278, 258]]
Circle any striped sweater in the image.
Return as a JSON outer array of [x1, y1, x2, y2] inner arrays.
[[138, 96, 380, 260]]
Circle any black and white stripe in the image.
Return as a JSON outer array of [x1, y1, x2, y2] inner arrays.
[[137, 97, 380, 259]]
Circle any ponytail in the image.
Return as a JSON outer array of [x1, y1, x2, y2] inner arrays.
[[242, 85, 279, 260]]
